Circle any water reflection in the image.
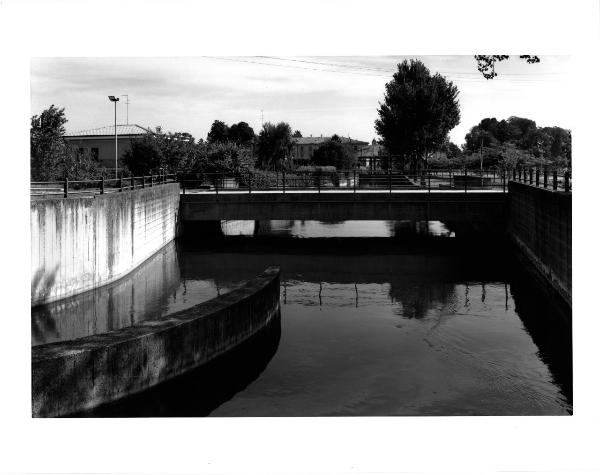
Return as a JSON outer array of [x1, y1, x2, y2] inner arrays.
[[33, 220, 572, 416]]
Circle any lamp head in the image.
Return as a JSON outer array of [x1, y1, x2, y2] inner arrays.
[[108, 96, 119, 102]]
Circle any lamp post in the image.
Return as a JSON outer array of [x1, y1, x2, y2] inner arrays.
[[108, 96, 120, 179]]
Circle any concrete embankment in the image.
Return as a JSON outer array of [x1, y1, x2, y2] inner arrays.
[[508, 182, 571, 306], [31, 184, 180, 305], [32, 266, 280, 417]]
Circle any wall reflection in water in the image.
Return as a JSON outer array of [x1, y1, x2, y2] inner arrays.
[[32, 242, 182, 346]]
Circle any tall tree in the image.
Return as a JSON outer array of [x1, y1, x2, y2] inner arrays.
[[312, 138, 355, 169], [207, 120, 230, 143], [292, 130, 303, 138], [256, 122, 293, 170], [374, 59, 460, 171], [229, 121, 255, 145], [30, 105, 100, 181]]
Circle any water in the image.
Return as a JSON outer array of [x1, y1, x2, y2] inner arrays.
[[32, 220, 572, 416]]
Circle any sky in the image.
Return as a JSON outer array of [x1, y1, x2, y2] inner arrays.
[[30, 55, 572, 146]]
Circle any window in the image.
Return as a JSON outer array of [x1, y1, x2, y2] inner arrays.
[[91, 148, 99, 161]]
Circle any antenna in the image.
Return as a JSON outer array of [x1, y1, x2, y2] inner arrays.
[[121, 95, 130, 124]]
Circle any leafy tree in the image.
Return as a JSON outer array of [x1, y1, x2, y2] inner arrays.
[[375, 59, 460, 172], [30, 105, 101, 181], [292, 130, 303, 138], [207, 120, 230, 143], [256, 121, 293, 170], [122, 135, 163, 175], [123, 131, 196, 175], [229, 121, 255, 145], [312, 138, 355, 169], [190, 142, 255, 176], [475, 55, 540, 79]]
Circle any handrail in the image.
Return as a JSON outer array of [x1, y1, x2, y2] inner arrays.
[[177, 167, 572, 195], [30, 173, 178, 198]]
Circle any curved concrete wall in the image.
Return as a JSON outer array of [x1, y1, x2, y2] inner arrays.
[[31, 184, 180, 305], [32, 266, 280, 417]]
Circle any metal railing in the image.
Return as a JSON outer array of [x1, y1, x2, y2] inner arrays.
[[179, 169, 512, 195], [30, 173, 177, 198], [510, 167, 571, 193]]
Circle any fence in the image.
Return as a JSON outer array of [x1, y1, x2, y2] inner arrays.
[[30, 168, 572, 198], [30, 174, 178, 198], [179, 169, 512, 194], [510, 167, 571, 193]]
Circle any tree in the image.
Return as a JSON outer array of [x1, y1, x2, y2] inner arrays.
[[207, 120, 230, 143], [375, 59, 460, 171], [256, 122, 293, 170], [123, 130, 196, 175], [312, 139, 355, 169], [475, 55, 540, 79], [229, 121, 255, 145], [293, 130, 302, 138], [190, 142, 255, 176], [30, 105, 101, 181]]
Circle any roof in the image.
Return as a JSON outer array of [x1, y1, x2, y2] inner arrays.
[[65, 124, 153, 137], [293, 136, 368, 146]]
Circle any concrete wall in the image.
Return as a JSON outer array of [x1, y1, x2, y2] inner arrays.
[[32, 266, 280, 417], [508, 182, 571, 306], [31, 183, 180, 306]]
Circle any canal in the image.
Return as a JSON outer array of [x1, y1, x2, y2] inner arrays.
[[31, 220, 572, 416]]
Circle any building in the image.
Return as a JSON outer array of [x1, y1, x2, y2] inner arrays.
[[291, 135, 369, 166], [357, 140, 387, 170], [64, 124, 153, 170]]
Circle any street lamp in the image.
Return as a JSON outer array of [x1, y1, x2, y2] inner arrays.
[[108, 96, 120, 179]]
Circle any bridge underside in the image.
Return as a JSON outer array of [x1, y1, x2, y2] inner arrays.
[[180, 192, 508, 229]]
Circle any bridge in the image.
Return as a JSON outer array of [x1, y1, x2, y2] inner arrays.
[[180, 189, 508, 225]]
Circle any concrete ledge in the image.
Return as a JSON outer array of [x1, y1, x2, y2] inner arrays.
[[32, 266, 280, 417]]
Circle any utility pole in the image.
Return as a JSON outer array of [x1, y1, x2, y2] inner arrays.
[[480, 135, 483, 173], [121, 95, 130, 125]]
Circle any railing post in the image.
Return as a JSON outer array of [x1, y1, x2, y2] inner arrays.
[[428, 170, 431, 192], [182, 176, 186, 195], [388, 167, 392, 193], [119, 174, 123, 192], [131, 176, 135, 190], [283, 169, 286, 194], [142, 175, 145, 189], [63, 178, 68, 198], [248, 174, 252, 195], [529, 168, 533, 185], [543, 169, 548, 189], [464, 169, 467, 193], [150, 174, 154, 187], [553, 170, 558, 190], [535, 168, 540, 187], [100, 176, 105, 194], [564, 171, 570, 192], [353, 169, 356, 194], [502, 170, 506, 193], [215, 174, 219, 195], [512, 168, 516, 181]]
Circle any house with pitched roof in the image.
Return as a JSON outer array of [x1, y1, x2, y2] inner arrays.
[[64, 124, 153, 170]]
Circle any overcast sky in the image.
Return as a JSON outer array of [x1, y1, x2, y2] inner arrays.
[[31, 55, 571, 145]]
